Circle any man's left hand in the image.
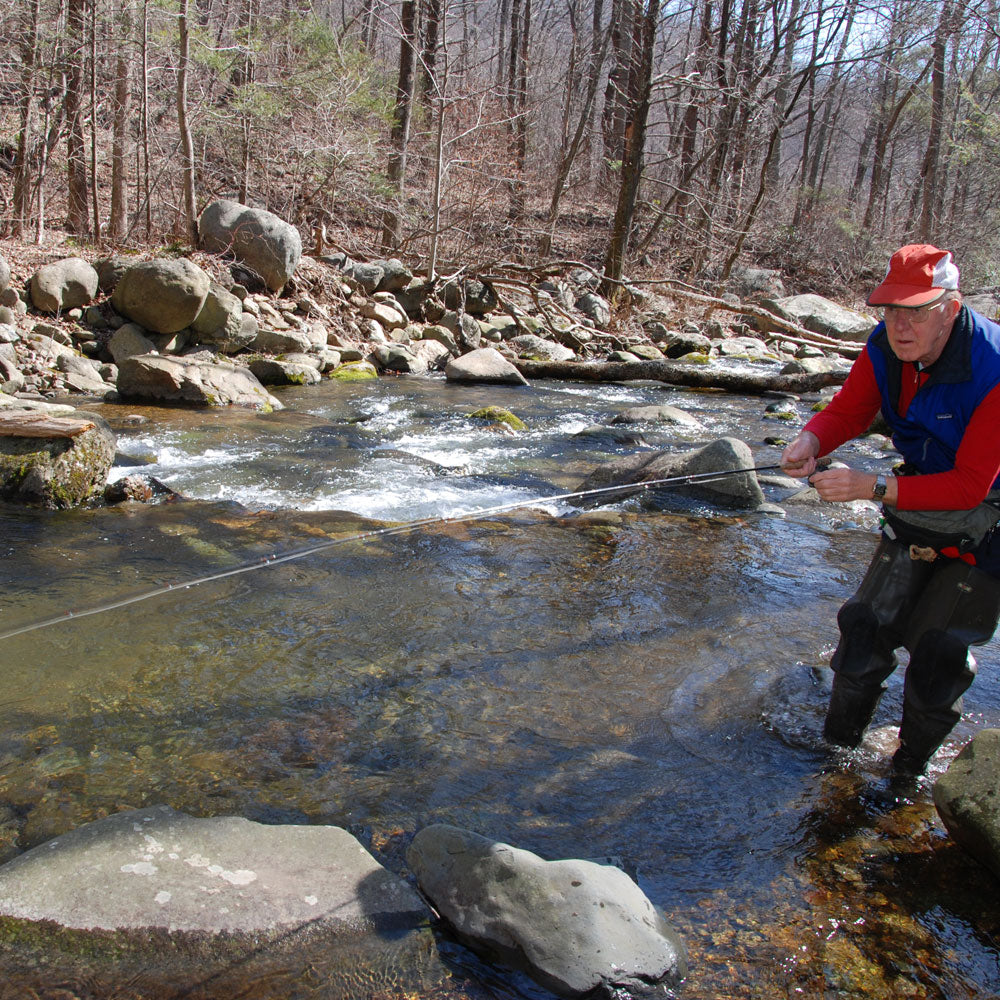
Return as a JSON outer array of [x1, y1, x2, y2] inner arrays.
[[809, 467, 896, 505]]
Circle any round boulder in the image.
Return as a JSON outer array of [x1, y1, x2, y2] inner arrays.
[[29, 257, 99, 314], [934, 728, 1000, 880], [407, 824, 687, 999], [112, 259, 211, 334], [199, 200, 302, 292]]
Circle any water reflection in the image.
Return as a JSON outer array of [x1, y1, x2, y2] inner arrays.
[[1, 373, 999, 997]]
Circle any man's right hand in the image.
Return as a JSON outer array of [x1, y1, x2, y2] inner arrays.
[[781, 430, 821, 478]]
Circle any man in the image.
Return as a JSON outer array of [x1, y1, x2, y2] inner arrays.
[[781, 244, 1000, 775]]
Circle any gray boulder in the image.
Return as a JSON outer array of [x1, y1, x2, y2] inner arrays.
[[575, 291, 612, 329], [371, 343, 429, 375], [934, 728, 1000, 879], [442, 278, 498, 315], [112, 259, 211, 334], [375, 257, 413, 292], [247, 356, 322, 386], [763, 293, 874, 343], [29, 257, 99, 314], [445, 347, 528, 386], [439, 310, 482, 352], [612, 404, 704, 430], [108, 323, 158, 365], [251, 325, 314, 354], [407, 824, 686, 999], [0, 343, 24, 394], [0, 254, 10, 292], [0, 409, 116, 508], [55, 354, 115, 396], [117, 354, 281, 410], [191, 282, 249, 353], [199, 200, 302, 292], [509, 334, 576, 362], [350, 261, 385, 294], [577, 436, 765, 508]]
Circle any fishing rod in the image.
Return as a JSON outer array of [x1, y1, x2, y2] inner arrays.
[[0, 463, 783, 641]]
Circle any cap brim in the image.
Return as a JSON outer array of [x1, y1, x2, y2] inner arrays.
[[867, 285, 948, 308]]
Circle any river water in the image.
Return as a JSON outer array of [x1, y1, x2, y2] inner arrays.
[[1, 370, 999, 999]]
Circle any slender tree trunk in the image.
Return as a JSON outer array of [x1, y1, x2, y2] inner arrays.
[[419, 0, 441, 106], [381, 0, 417, 248], [141, 0, 151, 236], [12, 0, 41, 238], [65, 0, 90, 234], [109, 0, 131, 242], [89, 0, 101, 245], [177, 0, 199, 243], [601, 0, 659, 295], [918, 0, 953, 241]]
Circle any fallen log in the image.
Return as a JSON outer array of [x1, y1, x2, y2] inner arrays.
[[0, 413, 97, 439], [513, 358, 846, 395]]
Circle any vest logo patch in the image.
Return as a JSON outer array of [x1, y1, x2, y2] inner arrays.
[[936, 413, 954, 419]]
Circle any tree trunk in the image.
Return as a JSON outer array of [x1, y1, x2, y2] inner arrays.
[[601, 0, 658, 295], [12, 0, 41, 239], [109, 0, 131, 242], [65, 0, 90, 234], [177, 0, 199, 244], [918, 0, 953, 241], [381, 0, 417, 249], [419, 0, 441, 106]]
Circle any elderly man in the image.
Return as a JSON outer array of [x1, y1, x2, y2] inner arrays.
[[782, 244, 1000, 775]]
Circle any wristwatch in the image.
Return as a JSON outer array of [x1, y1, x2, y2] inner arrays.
[[872, 474, 887, 501]]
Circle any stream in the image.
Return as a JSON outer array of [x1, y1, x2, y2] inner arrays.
[[1, 369, 998, 998]]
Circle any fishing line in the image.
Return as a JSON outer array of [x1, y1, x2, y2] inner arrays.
[[0, 463, 782, 641]]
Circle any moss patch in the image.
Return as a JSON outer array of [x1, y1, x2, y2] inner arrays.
[[466, 406, 527, 431]]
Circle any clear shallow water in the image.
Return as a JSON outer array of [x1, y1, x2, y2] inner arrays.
[[1, 372, 999, 998]]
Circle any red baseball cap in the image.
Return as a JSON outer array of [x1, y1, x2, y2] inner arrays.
[[867, 244, 960, 307]]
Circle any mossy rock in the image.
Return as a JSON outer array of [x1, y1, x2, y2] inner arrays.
[[678, 352, 712, 365], [467, 406, 527, 432], [329, 361, 379, 382]]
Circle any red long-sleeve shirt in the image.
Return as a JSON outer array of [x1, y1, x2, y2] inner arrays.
[[803, 347, 1000, 510]]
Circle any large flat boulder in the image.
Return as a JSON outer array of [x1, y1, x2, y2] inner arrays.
[[407, 824, 687, 998], [117, 354, 281, 410], [445, 347, 528, 386], [762, 293, 874, 343], [0, 806, 440, 997]]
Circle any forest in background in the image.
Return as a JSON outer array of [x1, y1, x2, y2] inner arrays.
[[2, 0, 1000, 303]]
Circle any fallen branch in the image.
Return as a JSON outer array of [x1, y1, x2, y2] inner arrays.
[[512, 358, 846, 395]]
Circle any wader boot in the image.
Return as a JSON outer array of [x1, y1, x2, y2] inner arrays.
[[894, 560, 1000, 775], [824, 538, 935, 748]]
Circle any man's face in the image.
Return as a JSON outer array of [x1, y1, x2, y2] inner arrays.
[[883, 297, 961, 365]]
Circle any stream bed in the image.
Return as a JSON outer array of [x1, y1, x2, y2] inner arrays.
[[1, 371, 998, 998]]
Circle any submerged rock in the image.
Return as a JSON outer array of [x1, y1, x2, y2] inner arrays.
[[934, 728, 1000, 880], [407, 824, 687, 998], [0, 805, 437, 996]]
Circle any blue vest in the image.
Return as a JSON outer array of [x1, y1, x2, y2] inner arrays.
[[867, 306, 1000, 484]]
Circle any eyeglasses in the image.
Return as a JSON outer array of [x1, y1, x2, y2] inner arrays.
[[881, 302, 945, 325]]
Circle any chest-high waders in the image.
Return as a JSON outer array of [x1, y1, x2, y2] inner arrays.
[[824, 536, 1000, 775]]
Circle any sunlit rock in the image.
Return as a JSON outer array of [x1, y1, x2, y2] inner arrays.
[[761, 293, 874, 343], [0, 805, 435, 994], [445, 347, 528, 386], [29, 257, 99, 314], [934, 728, 1000, 880], [576, 435, 765, 508], [407, 824, 687, 999], [112, 258, 211, 335], [508, 333, 576, 362], [117, 354, 281, 411], [199, 200, 302, 293], [611, 404, 704, 430]]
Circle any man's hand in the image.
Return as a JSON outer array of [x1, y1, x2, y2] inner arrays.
[[807, 467, 898, 505], [781, 431, 821, 478]]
